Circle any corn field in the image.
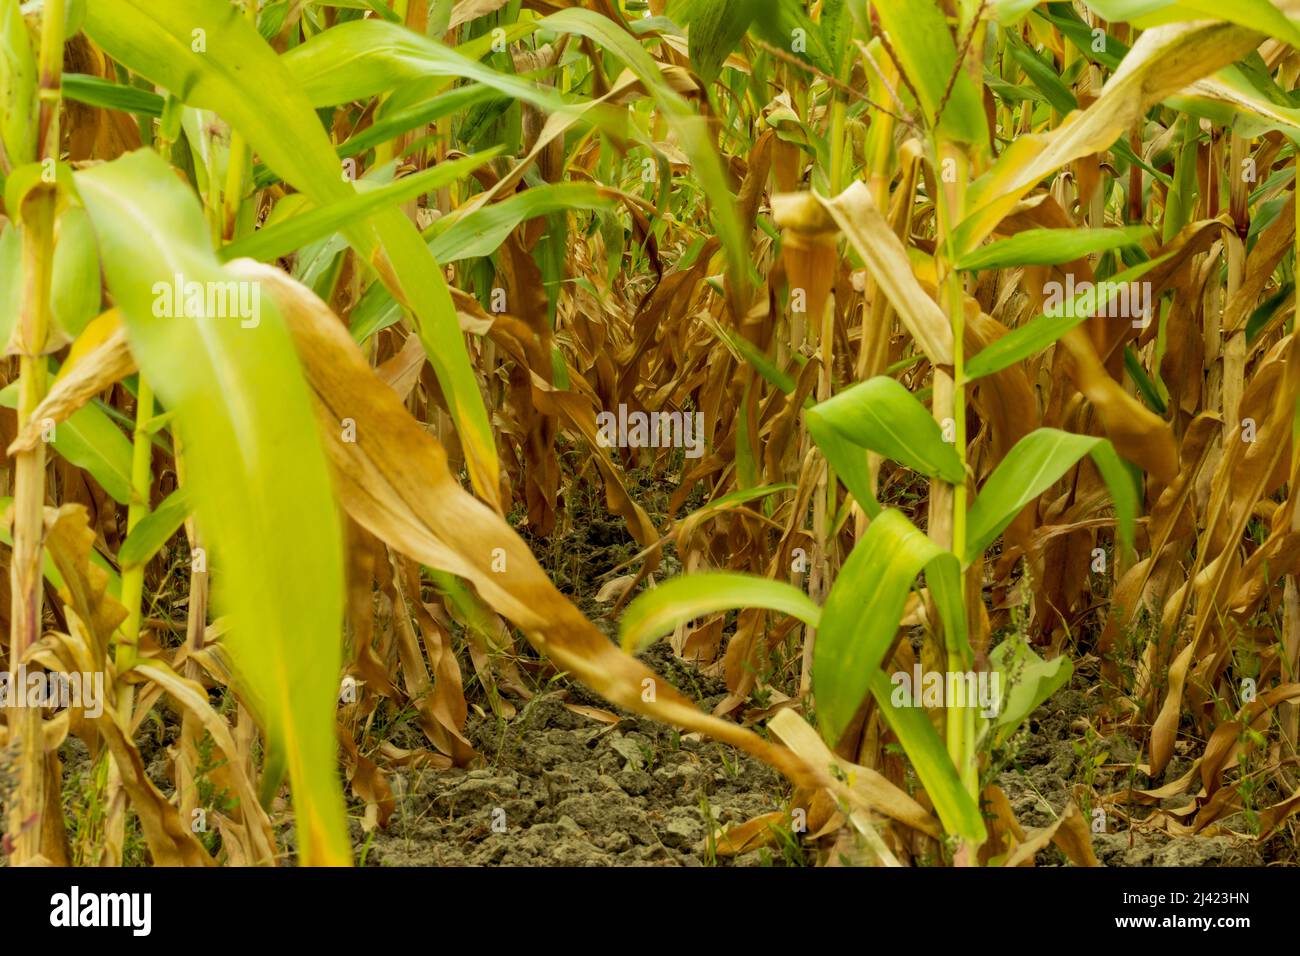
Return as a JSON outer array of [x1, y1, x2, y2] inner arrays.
[[1, 0, 1299, 873]]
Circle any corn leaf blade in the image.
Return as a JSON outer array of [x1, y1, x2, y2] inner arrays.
[[76, 149, 350, 866]]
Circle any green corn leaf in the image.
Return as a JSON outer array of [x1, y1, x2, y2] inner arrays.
[[351, 183, 613, 341], [50, 205, 102, 339], [84, 0, 502, 508], [427, 183, 612, 264], [749, 0, 835, 73], [989, 635, 1073, 746], [679, 483, 796, 526], [1246, 281, 1293, 344], [956, 226, 1150, 272], [1082, 0, 1300, 49], [1169, 65, 1300, 140], [0, 219, 19, 347], [61, 72, 164, 116], [46, 401, 134, 505], [965, 427, 1137, 564], [253, 87, 507, 191], [76, 149, 350, 866], [337, 85, 504, 159], [619, 572, 821, 654], [815, 509, 985, 842], [964, 257, 1164, 380], [700, 312, 798, 396], [0, 379, 132, 505], [810, 423, 883, 519], [0, 0, 35, 166], [677, 0, 759, 86], [221, 151, 499, 263], [806, 376, 965, 484], [281, 17, 552, 110], [1040, 3, 1128, 70], [119, 485, 193, 569], [1005, 31, 1078, 116], [870, 0, 986, 145], [1123, 344, 1168, 414], [994, 0, 1044, 24]]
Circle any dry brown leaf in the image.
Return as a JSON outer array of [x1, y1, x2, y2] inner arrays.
[[447, 0, 513, 30], [1003, 801, 1099, 867], [1058, 327, 1178, 482], [8, 315, 135, 455], [768, 708, 942, 841], [713, 811, 788, 856], [798, 183, 953, 366], [561, 703, 622, 725], [41, 504, 128, 669]]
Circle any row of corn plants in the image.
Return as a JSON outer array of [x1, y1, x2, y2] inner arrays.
[[1, 0, 1299, 866]]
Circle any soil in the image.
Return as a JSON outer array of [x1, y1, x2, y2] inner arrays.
[[357, 645, 792, 867], [993, 676, 1293, 867], [356, 647, 1293, 867]]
